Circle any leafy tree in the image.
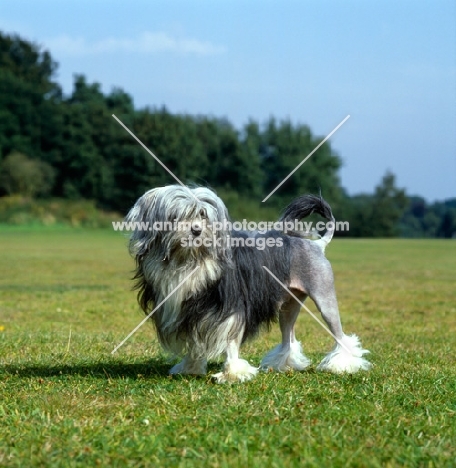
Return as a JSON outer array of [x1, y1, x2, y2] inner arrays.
[[259, 118, 343, 208], [240, 120, 271, 199], [0, 32, 62, 188], [437, 209, 456, 238], [133, 108, 206, 184], [399, 197, 456, 238], [349, 172, 408, 237], [370, 172, 408, 237], [196, 117, 261, 196], [57, 76, 116, 203]]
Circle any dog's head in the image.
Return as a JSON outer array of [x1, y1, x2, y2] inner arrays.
[[126, 185, 230, 263]]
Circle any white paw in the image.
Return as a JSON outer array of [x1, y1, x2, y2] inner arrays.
[[212, 359, 258, 383], [317, 334, 371, 374], [261, 341, 311, 372]]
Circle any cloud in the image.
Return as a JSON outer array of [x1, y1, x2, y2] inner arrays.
[[43, 32, 226, 57]]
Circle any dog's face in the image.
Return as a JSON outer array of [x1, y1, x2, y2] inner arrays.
[[126, 185, 230, 263]]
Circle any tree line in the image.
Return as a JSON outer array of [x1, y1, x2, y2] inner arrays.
[[0, 31, 454, 237]]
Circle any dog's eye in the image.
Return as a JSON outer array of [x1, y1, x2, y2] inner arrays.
[[199, 209, 207, 219]]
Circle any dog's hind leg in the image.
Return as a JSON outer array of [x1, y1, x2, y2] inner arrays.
[[260, 293, 311, 372], [212, 336, 258, 384], [308, 267, 371, 373], [169, 355, 207, 375]]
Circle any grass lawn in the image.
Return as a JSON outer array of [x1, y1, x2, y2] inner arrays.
[[0, 227, 455, 467]]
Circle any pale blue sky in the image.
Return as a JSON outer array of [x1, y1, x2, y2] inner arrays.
[[1, 0, 455, 201]]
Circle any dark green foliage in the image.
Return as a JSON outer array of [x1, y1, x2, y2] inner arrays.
[[0, 33, 58, 94], [400, 196, 456, 238], [0, 33, 61, 162], [259, 118, 342, 204], [345, 172, 409, 238]]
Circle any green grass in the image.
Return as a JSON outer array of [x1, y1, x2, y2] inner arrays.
[[0, 228, 455, 467]]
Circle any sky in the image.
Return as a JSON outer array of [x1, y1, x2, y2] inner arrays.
[[1, 0, 455, 202]]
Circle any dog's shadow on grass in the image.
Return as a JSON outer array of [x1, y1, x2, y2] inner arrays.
[[2, 360, 176, 380], [2, 360, 225, 380]]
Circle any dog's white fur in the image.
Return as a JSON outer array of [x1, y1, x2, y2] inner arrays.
[[317, 334, 372, 373], [261, 340, 311, 372]]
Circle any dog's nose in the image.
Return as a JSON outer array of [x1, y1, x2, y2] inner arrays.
[[191, 224, 202, 236]]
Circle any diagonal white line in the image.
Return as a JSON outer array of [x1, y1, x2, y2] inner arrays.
[[111, 266, 200, 354], [262, 115, 350, 202], [262, 266, 352, 354], [112, 114, 200, 202]]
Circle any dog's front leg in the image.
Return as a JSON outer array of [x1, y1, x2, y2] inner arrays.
[[212, 339, 258, 384]]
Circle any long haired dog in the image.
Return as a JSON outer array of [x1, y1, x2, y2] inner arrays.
[[126, 185, 371, 383]]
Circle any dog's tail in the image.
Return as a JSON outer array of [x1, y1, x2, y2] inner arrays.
[[279, 194, 335, 250]]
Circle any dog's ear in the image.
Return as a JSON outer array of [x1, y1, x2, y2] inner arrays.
[[192, 187, 233, 262], [126, 188, 162, 257]]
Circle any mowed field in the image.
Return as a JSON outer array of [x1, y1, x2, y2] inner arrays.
[[0, 227, 455, 467]]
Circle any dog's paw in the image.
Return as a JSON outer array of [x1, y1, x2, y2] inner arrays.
[[260, 342, 311, 372], [317, 334, 371, 374], [212, 359, 258, 384]]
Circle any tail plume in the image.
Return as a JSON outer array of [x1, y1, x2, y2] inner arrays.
[[280, 195, 335, 247]]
